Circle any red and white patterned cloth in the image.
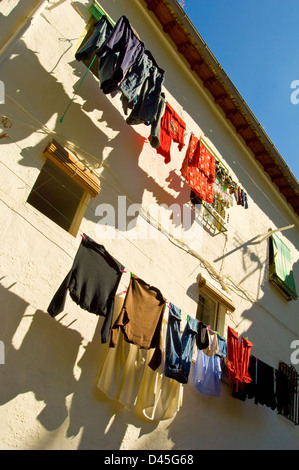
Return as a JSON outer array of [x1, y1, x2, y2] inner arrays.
[[181, 134, 215, 204], [156, 102, 186, 164]]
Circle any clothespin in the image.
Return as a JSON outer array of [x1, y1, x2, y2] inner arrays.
[[80, 233, 86, 240], [120, 270, 127, 273], [0, 133, 9, 140]]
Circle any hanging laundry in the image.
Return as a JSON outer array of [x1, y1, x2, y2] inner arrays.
[[97, 329, 147, 410], [155, 102, 186, 164], [193, 349, 222, 397], [203, 328, 219, 357], [75, 15, 113, 62], [96, 16, 145, 94], [134, 306, 184, 421], [109, 274, 166, 370], [47, 235, 124, 343], [254, 359, 277, 410], [276, 368, 293, 417], [216, 334, 227, 358], [164, 303, 198, 384], [149, 92, 166, 149], [196, 321, 210, 350], [77, 15, 144, 95], [121, 50, 165, 125], [97, 303, 183, 420], [232, 354, 256, 401], [226, 326, 253, 391], [181, 135, 215, 204]]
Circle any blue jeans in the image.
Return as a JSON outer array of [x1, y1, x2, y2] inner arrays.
[[164, 303, 198, 384], [120, 50, 165, 123]]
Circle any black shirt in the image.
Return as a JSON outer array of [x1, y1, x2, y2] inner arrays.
[[47, 235, 124, 343]]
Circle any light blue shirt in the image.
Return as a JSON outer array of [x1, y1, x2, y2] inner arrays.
[[193, 349, 222, 397]]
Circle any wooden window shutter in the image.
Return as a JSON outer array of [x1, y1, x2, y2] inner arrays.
[[89, 1, 114, 26], [43, 140, 101, 197]]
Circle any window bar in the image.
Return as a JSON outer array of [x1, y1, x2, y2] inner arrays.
[[202, 201, 227, 232], [278, 361, 299, 425]]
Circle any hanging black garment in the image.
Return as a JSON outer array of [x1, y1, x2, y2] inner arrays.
[[232, 354, 256, 401], [96, 15, 145, 94], [254, 359, 277, 410], [47, 235, 124, 343], [196, 321, 210, 350], [276, 369, 293, 417]]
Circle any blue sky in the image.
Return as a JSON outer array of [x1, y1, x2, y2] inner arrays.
[[181, 0, 299, 181]]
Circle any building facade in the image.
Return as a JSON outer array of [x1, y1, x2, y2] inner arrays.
[[0, 0, 298, 450]]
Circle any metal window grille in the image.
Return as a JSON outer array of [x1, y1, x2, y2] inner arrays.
[[277, 361, 299, 425]]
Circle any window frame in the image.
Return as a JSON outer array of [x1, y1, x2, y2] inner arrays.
[[196, 289, 219, 331], [26, 140, 100, 237]]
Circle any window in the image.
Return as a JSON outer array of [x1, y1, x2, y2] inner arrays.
[[190, 190, 228, 233], [196, 290, 218, 331], [27, 140, 100, 236], [269, 233, 297, 301], [196, 273, 235, 333]]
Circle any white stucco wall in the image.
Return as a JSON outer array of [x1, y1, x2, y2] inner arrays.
[[0, 0, 298, 450]]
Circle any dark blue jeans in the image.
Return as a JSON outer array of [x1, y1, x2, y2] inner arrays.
[[97, 16, 144, 94], [164, 303, 198, 384], [120, 50, 165, 124]]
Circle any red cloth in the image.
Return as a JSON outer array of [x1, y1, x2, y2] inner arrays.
[[226, 326, 253, 391], [156, 102, 186, 164], [181, 134, 215, 204]]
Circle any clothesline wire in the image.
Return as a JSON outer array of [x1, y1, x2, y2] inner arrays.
[[0, 131, 280, 325], [1, 105, 292, 325], [0, 9, 296, 380], [0, 175, 291, 369], [0, 28, 296, 316], [2, 126, 233, 301], [10, 0, 294, 230], [0, 154, 215, 318]]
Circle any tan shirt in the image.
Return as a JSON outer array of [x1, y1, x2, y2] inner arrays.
[[110, 275, 166, 370]]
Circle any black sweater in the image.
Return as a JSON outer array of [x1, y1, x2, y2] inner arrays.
[[47, 235, 124, 343]]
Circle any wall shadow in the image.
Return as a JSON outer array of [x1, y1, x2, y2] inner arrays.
[[0, 282, 159, 449], [1, 36, 194, 234]]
